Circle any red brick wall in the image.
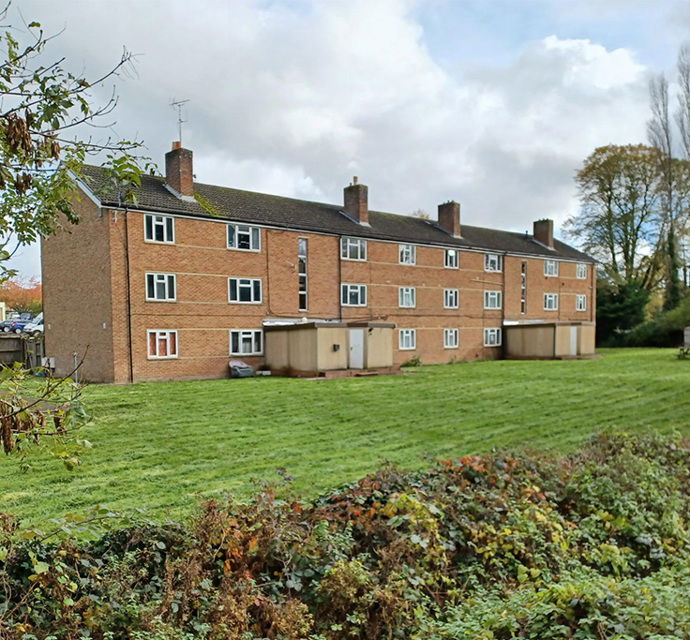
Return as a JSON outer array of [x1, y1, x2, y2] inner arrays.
[[119, 214, 342, 381], [46, 202, 596, 382], [42, 196, 116, 382]]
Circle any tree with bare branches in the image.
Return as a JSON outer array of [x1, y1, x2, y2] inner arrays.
[[565, 144, 665, 290], [0, 5, 149, 467], [0, 5, 149, 279]]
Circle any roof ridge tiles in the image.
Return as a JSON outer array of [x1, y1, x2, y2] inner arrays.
[[78, 164, 593, 263]]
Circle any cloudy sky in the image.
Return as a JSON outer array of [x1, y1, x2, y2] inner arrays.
[[9, 0, 690, 278]]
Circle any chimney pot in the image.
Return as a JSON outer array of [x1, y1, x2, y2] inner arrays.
[[165, 143, 194, 198], [344, 179, 368, 225], [437, 200, 461, 237], [533, 219, 554, 249]]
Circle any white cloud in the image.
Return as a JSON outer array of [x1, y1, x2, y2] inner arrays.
[[9, 0, 659, 277]]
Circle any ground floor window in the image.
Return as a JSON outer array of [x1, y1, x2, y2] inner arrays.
[[444, 328, 459, 349], [483, 328, 502, 347], [230, 330, 263, 356], [147, 330, 178, 359], [399, 328, 416, 350]]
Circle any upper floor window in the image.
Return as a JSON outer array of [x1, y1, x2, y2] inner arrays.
[[145, 214, 174, 244], [576, 263, 588, 279], [444, 288, 459, 309], [298, 238, 308, 311], [399, 328, 416, 350], [576, 294, 587, 311], [399, 244, 416, 265], [228, 223, 261, 251], [544, 259, 559, 277], [341, 237, 367, 261], [228, 277, 263, 304], [147, 329, 178, 359], [544, 293, 559, 310], [146, 273, 176, 302], [445, 249, 459, 269], [484, 290, 503, 310], [230, 329, 263, 356], [485, 253, 502, 272], [341, 283, 367, 307], [399, 286, 416, 308]]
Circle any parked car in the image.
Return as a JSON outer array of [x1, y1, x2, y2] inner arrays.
[[0, 313, 32, 333], [23, 313, 43, 337]]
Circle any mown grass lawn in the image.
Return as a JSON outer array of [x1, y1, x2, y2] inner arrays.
[[2, 348, 689, 527]]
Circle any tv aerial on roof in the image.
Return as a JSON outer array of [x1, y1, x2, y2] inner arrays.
[[170, 98, 190, 145]]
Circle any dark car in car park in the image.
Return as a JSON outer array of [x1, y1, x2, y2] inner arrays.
[[0, 313, 34, 333]]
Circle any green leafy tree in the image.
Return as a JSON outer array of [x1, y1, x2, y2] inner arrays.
[[0, 6, 149, 467], [565, 144, 665, 290], [595, 280, 650, 346], [0, 6, 148, 279]]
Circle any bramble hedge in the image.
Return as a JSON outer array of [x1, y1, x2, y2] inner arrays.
[[2, 431, 690, 639]]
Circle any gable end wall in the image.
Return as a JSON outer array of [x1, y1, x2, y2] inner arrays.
[[41, 195, 116, 382]]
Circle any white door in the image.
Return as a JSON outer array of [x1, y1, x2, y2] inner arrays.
[[569, 326, 578, 356], [349, 329, 364, 369]]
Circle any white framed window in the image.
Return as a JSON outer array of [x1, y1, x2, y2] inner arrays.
[[399, 328, 416, 350], [399, 244, 416, 265], [341, 283, 367, 306], [576, 294, 587, 311], [147, 329, 178, 359], [298, 238, 308, 311], [484, 290, 503, 310], [483, 328, 502, 347], [444, 288, 459, 309], [227, 223, 261, 251], [445, 249, 459, 269], [576, 263, 588, 279], [146, 273, 176, 302], [230, 329, 263, 356], [399, 286, 416, 308], [144, 214, 175, 244], [340, 237, 367, 261], [544, 293, 559, 310], [444, 328, 459, 349], [228, 278, 263, 304], [484, 253, 502, 272], [544, 260, 559, 277]]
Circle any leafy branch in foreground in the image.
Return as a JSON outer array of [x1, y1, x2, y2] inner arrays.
[[0, 3, 153, 279], [0, 361, 90, 470]]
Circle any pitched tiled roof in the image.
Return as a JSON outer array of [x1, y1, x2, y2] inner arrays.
[[79, 165, 593, 262]]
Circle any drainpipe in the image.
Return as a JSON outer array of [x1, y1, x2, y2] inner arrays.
[[337, 236, 343, 321], [123, 210, 134, 383]]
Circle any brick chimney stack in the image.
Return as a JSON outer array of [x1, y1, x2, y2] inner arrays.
[[438, 201, 461, 237], [533, 219, 554, 249], [165, 142, 194, 198], [344, 177, 369, 225]]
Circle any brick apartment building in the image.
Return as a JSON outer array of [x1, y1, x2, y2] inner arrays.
[[42, 143, 596, 383]]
